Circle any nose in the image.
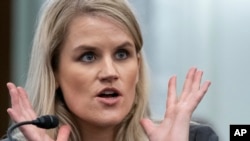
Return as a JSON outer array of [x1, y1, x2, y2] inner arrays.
[[98, 57, 118, 83]]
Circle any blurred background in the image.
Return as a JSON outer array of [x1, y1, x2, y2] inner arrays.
[[1, 0, 250, 140]]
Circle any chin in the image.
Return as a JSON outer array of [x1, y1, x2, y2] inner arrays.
[[100, 117, 124, 127], [90, 113, 129, 128]]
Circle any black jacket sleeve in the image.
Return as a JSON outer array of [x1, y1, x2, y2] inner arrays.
[[1, 124, 219, 141], [0, 139, 9, 141], [189, 124, 219, 141]]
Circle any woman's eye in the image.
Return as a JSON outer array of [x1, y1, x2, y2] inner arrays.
[[115, 49, 129, 60], [80, 52, 96, 62]]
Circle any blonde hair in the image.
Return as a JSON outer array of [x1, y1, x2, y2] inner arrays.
[[20, 0, 150, 140]]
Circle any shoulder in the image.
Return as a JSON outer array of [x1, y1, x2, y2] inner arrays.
[[189, 123, 219, 141]]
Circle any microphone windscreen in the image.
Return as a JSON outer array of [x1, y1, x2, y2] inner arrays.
[[33, 115, 59, 129]]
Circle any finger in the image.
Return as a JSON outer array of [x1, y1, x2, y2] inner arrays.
[[17, 87, 36, 120], [180, 67, 197, 100], [191, 70, 203, 91], [17, 87, 31, 109], [7, 108, 18, 121], [7, 83, 37, 123], [167, 76, 177, 106], [7, 83, 17, 107], [190, 81, 211, 109], [56, 125, 71, 141], [16, 87, 29, 119], [197, 81, 211, 102], [140, 118, 156, 137], [7, 83, 21, 114], [165, 75, 177, 117], [200, 81, 211, 94]]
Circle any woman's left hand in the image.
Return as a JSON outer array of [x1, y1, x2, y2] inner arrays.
[[140, 67, 211, 141]]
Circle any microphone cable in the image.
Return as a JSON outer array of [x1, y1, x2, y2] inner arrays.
[[7, 115, 59, 141]]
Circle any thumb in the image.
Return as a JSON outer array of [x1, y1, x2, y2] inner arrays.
[[56, 125, 71, 141], [140, 118, 156, 136]]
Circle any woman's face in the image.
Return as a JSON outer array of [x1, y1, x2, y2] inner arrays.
[[56, 15, 140, 128]]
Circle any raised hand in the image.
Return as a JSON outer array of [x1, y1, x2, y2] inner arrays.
[[6, 82, 70, 141], [140, 67, 211, 141]]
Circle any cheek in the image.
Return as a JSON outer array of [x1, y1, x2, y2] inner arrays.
[[126, 63, 140, 85], [122, 67, 139, 118], [57, 61, 95, 95], [59, 72, 88, 95], [59, 76, 88, 106], [120, 62, 140, 99], [56, 66, 94, 109]]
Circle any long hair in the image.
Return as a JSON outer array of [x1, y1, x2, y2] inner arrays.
[[20, 0, 150, 140]]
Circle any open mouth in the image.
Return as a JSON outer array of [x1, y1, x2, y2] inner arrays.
[[96, 88, 121, 105], [98, 90, 120, 98]]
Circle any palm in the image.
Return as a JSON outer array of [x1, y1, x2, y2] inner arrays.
[[141, 67, 211, 141], [6, 83, 70, 141]]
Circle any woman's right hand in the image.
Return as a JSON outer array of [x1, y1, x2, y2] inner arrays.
[[6, 82, 70, 141]]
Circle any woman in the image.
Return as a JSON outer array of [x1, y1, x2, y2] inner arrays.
[[5, 0, 218, 140]]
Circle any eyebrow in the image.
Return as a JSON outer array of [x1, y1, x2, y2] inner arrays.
[[73, 41, 134, 52], [73, 45, 97, 52], [116, 41, 134, 49]]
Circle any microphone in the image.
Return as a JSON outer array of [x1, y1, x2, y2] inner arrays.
[[7, 115, 59, 141], [32, 115, 59, 129]]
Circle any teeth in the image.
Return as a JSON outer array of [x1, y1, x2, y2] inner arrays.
[[102, 91, 115, 95]]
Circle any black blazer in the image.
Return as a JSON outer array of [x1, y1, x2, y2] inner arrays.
[[189, 124, 219, 141], [1, 124, 218, 141]]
